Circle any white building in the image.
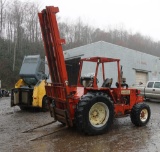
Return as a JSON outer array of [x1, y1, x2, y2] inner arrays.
[[46, 41, 160, 87]]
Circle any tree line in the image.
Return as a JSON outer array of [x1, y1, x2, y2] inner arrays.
[[0, 0, 160, 89]]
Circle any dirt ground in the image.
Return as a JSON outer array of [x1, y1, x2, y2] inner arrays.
[[0, 97, 160, 152]]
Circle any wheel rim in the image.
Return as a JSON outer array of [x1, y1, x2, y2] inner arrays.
[[89, 102, 109, 128], [140, 109, 148, 122]]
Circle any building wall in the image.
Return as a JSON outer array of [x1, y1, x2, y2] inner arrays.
[[64, 41, 160, 87]]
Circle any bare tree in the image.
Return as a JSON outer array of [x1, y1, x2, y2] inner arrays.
[[0, 0, 7, 37], [6, 0, 25, 71]]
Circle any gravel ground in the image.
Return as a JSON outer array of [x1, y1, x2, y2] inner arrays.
[[0, 97, 160, 152]]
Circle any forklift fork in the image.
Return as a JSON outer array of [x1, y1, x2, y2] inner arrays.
[[22, 120, 57, 133], [29, 125, 68, 141], [22, 120, 68, 141]]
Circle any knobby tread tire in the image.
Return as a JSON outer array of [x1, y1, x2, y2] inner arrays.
[[19, 106, 29, 111], [130, 102, 151, 126], [75, 92, 114, 135], [42, 96, 49, 112]]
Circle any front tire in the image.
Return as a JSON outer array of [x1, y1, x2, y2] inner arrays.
[[130, 103, 151, 126], [75, 92, 114, 135]]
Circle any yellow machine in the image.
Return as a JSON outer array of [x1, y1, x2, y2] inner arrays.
[[11, 55, 48, 111]]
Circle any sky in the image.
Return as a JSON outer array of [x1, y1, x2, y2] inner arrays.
[[21, 0, 160, 41]]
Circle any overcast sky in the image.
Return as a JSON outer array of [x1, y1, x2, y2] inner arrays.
[[21, 0, 160, 41]]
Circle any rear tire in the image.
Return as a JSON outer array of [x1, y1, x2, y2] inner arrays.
[[42, 96, 49, 112], [75, 92, 114, 135], [19, 106, 28, 111], [130, 102, 151, 126]]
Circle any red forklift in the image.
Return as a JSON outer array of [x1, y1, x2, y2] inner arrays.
[[37, 6, 150, 135]]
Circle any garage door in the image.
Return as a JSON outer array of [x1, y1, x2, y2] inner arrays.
[[136, 71, 148, 85]]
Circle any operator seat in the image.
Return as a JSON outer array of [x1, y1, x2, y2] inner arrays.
[[102, 78, 113, 88]]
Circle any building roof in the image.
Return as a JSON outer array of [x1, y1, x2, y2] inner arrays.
[[64, 41, 157, 60]]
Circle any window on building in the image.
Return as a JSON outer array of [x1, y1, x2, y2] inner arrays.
[[147, 82, 154, 88]]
